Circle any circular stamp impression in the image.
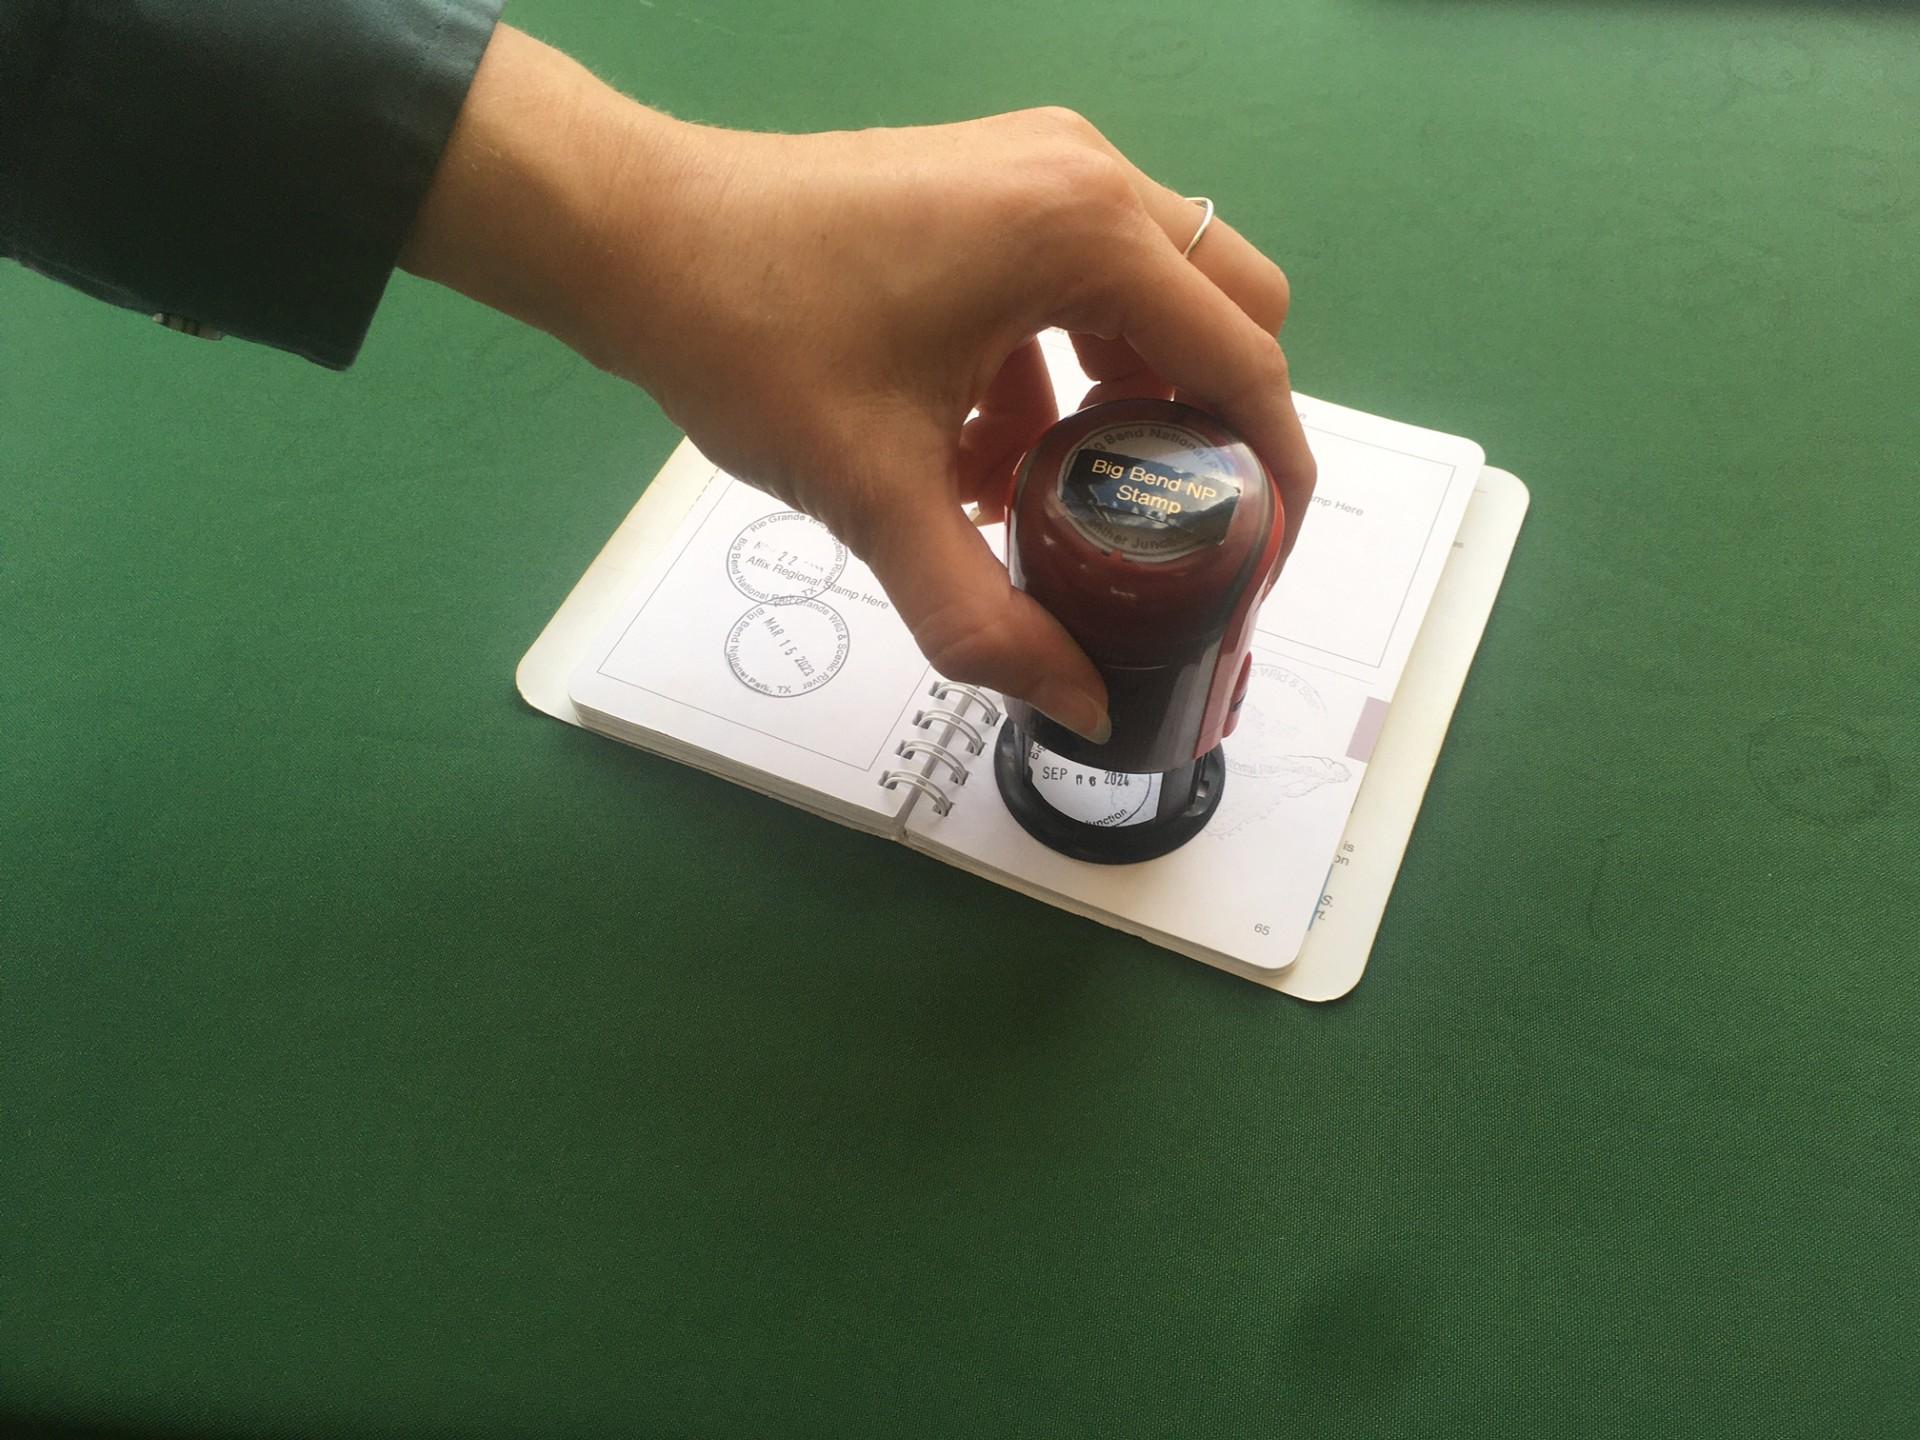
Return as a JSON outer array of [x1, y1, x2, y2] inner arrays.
[[726, 511, 848, 603], [724, 600, 850, 698], [1225, 662, 1327, 779], [1747, 714, 1892, 827], [1025, 742, 1161, 828]]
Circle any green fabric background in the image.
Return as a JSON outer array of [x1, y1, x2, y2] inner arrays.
[[5, 1, 1918, 1435]]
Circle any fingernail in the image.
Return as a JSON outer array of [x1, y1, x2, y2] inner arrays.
[[1033, 680, 1111, 745]]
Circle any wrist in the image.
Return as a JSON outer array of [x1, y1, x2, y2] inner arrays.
[[399, 26, 676, 365]]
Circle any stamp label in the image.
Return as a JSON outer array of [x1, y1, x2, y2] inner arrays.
[[1059, 422, 1240, 562]]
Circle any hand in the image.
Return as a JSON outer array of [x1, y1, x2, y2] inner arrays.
[[404, 26, 1315, 742]]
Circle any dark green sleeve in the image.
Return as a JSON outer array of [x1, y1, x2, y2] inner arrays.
[[0, 0, 504, 369]]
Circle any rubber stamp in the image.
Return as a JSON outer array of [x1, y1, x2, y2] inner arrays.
[[994, 397, 1286, 863]]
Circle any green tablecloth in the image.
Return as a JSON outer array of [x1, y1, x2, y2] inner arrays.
[[6, 2, 1918, 1434]]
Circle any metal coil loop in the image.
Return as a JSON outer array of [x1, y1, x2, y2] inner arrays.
[[914, 708, 986, 755], [897, 739, 969, 785], [878, 769, 953, 815], [928, 680, 1002, 729]]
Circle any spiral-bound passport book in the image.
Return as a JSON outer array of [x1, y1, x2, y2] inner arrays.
[[520, 338, 1527, 997]]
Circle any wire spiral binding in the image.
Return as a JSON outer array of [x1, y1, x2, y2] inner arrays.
[[879, 683, 1005, 816], [879, 769, 952, 815], [927, 680, 1002, 729], [897, 739, 968, 785], [914, 708, 985, 756]]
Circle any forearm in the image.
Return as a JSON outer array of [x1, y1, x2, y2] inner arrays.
[[398, 25, 673, 372]]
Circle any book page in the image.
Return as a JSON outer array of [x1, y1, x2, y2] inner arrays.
[[905, 641, 1375, 971], [567, 468, 939, 828], [1261, 394, 1482, 700]]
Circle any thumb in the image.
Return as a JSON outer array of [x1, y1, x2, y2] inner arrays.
[[858, 481, 1111, 744]]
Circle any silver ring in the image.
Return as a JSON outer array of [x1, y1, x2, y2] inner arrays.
[[1181, 196, 1216, 258]]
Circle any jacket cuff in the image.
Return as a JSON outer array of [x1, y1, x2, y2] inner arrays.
[[6, 0, 505, 369]]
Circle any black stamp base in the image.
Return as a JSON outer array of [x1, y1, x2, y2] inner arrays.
[[993, 724, 1226, 865]]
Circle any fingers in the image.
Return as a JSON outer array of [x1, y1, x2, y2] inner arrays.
[[1068, 331, 1170, 401], [1080, 373, 1176, 409], [956, 337, 1057, 523], [858, 476, 1110, 743], [1134, 188, 1291, 335], [1091, 241, 1318, 557], [1071, 133, 1289, 335], [1058, 124, 1291, 380], [1065, 200, 1284, 412]]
